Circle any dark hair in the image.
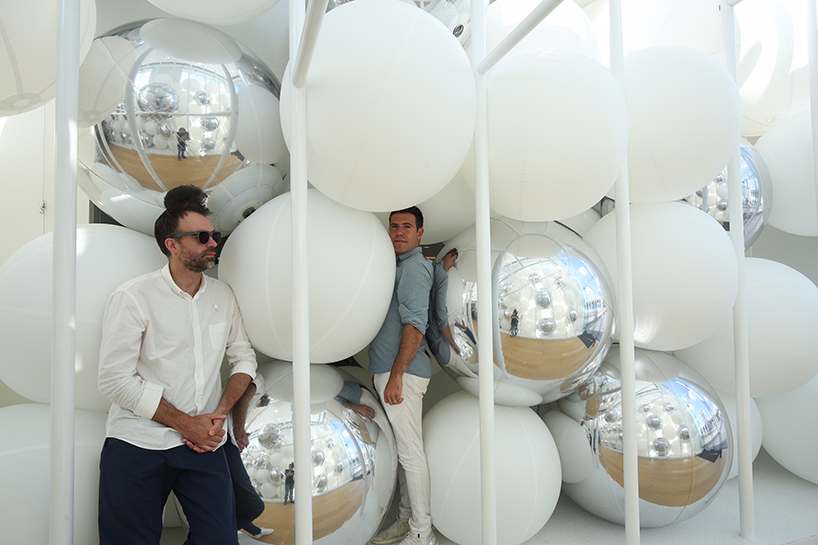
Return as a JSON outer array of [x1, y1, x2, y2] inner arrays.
[[445, 248, 458, 259], [154, 185, 211, 256], [389, 206, 424, 229]]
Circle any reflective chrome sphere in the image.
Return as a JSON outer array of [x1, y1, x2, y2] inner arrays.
[[242, 365, 396, 544], [439, 217, 614, 405], [557, 347, 733, 527], [78, 19, 288, 236], [683, 140, 773, 248]]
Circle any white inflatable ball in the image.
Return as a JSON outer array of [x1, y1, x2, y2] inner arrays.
[[207, 164, 286, 235], [714, 390, 763, 481], [735, 0, 803, 138], [463, 48, 626, 221], [424, 392, 561, 545], [280, 0, 476, 212], [233, 84, 287, 166], [585, 202, 738, 351], [0, 225, 167, 411], [675, 258, 818, 398], [485, 0, 598, 59], [623, 45, 743, 204], [219, 189, 395, 363], [0, 403, 107, 544], [374, 169, 476, 245], [147, 0, 282, 26], [78, 37, 137, 129], [256, 360, 344, 406], [555, 207, 602, 237], [0, 0, 96, 116], [542, 410, 592, 484], [755, 375, 818, 485], [755, 111, 817, 236]]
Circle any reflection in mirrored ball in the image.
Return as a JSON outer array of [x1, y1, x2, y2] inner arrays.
[[557, 347, 733, 527], [241, 369, 396, 544], [78, 19, 288, 236], [438, 217, 615, 405], [683, 140, 773, 248]]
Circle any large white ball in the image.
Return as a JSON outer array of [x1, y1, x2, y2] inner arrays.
[[485, 0, 598, 59], [146, 0, 281, 26], [0, 0, 96, 116], [233, 84, 287, 166], [207, 164, 287, 235], [0, 403, 107, 544], [424, 392, 561, 545], [675, 258, 818, 398], [542, 410, 593, 484], [624, 45, 743, 203], [755, 110, 816, 236], [78, 37, 137, 129], [464, 48, 627, 221], [219, 189, 395, 363], [715, 390, 763, 481], [279, 0, 476, 212], [0, 225, 167, 411], [585, 202, 738, 351], [734, 0, 805, 138], [755, 375, 818, 485]]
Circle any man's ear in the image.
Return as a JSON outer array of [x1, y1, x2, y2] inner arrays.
[[164, 237, 178, 255], [417, 227, 424, 242]]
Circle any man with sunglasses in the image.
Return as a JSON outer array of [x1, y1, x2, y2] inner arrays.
[[97, 185, 256, 545]]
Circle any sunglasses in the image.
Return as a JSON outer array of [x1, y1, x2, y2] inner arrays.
[[171, 230, 222, 245]]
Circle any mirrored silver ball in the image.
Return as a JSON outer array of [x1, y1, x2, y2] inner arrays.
[[437, 217, 614, 405], [558, 346, 733, 527], [202, 116, 220, 132]]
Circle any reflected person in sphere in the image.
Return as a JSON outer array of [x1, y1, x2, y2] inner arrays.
[[177, 127, 190, 160], [370, 207, 437, 545], [426, 248, 461, 368], [284, 463, 295, 505], [97, 185, 257, 545], [335, 380, 376, 419]]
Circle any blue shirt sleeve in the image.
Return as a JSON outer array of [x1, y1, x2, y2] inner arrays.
[[397, 258, 432, 334], [334, 381, 362, 405], [433, 264, 449, 332]]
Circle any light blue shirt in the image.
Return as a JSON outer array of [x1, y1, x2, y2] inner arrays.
[[368, 247, 433, 378], [426, 262, 451, 365], [334, 381, 362, 406]]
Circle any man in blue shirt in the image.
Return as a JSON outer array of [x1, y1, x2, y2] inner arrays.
[[369, 207, 436, 545], [426, 248, 460, 366]]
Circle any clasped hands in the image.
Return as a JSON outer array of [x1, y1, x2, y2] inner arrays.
[[181, 413, 227, 453]]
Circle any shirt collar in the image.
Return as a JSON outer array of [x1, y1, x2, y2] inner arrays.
[[161, 263, 208, 298], [397, 246, 423, 263]]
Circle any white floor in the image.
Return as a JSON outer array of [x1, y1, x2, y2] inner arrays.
[[161, 447, 818, 545]]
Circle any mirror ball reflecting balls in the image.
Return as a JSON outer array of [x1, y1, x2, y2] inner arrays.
[[683, 140, 773, 248], [78, 18, 287, 236], [557, 347, 733, 528], [439, 217, 614, 405], [240, 370, 396, 544]]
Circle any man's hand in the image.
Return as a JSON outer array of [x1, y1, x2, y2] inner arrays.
[[383, 374, 404, 405], [180, 413, 226, 452], [346, 402, 376, 419], [234, 425, 250, 451]]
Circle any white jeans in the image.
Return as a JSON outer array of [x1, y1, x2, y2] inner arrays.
[[374, 372, 432, 538]]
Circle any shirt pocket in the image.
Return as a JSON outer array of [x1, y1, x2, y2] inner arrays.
[[208, 321, 227, 350]]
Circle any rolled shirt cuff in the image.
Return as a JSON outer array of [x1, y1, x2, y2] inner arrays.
[[134, 381, 164, 419]]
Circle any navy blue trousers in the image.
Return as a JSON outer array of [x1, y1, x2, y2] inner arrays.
[[98, 438, 238, 545], [223, 440, 266, 533]]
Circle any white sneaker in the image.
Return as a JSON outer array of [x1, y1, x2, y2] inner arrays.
[[371, 519, 410, 545], [250, 528, 274, 539], [398, 532, 438, 545]]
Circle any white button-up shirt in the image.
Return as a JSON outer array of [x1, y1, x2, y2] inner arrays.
[[98, 264, 257, 450]]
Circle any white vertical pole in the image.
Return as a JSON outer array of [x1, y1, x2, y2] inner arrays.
[[51, 0, 80, 544], [288, 0, 313, 543], [721, 1, 754, 538], [608, 2, 640, 544], [470, 0, 497, 543]]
